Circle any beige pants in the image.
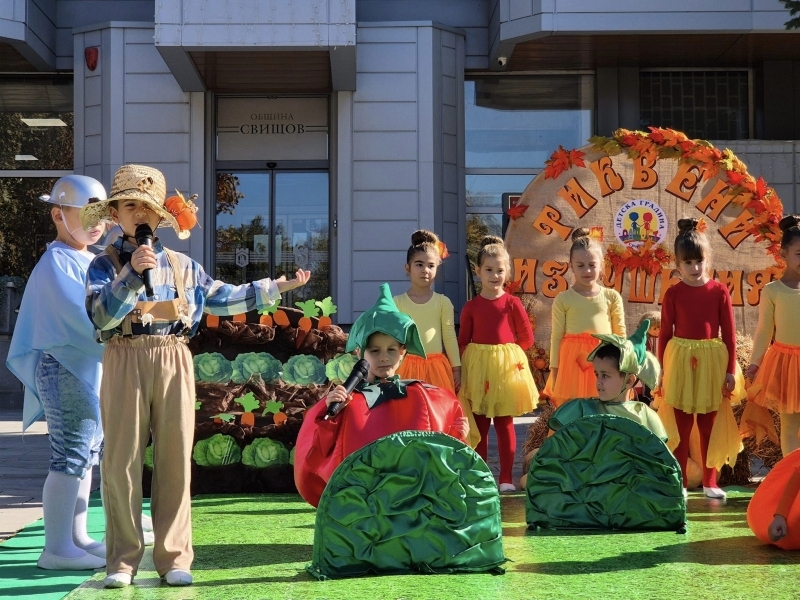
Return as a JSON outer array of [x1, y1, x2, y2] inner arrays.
[[100, 335, 195, 576]]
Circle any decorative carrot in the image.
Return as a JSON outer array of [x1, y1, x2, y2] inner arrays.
[[233, 313, 247, 323], [206, 314, 220, 328], [295, 300, 320, 347], [236, 392, 260, 428], [315, 297, 337, 331], [261, 399, 286, 425], [258, 299, 282, 326]]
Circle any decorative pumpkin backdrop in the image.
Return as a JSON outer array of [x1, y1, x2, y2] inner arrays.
[[505, 128, 784, 349]]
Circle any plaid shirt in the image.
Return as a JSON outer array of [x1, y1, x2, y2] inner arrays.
[[85, 237, 280, 341]]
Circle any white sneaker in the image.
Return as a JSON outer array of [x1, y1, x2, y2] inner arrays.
[[164, 569, 193, 586], [141, 513, 153, 532], [37, 550, 106, 570], [703, 486, 727, 499], [498, 483, 517, 492], [104, 572, 132, 588]]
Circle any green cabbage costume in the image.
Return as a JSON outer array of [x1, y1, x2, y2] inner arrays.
[[526, 320, 686, 531], [308, 431, 506, 579]]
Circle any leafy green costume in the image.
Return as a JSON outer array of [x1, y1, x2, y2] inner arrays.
[[308, 431, 506, 579], [526, 320, 686, 531]]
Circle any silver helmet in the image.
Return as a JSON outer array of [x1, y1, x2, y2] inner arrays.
[[39, 175, 107, 208]]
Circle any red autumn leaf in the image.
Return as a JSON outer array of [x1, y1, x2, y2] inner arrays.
[[506, 204, 529, 220], [484, 380, 490, 394], [690, 356, 698, 370], [755, 176, 768, 200], [504, 279, 522, 294], [726, 170, 746, 186], [648, 128, 666, 144], [568, 148, 586, 168]]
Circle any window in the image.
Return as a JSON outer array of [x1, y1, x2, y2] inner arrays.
[[639, 71, 750, 140], [0, 74, 74, 279], [465, 74, 594, 289]]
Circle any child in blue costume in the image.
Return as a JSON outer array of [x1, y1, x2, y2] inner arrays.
[[549, 319, 666, 442], [6, 175, 110, 570]]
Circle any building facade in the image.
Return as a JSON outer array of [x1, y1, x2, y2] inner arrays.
[[2, 0, 800, 337]]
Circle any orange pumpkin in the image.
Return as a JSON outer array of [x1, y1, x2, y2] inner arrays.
[[165, 192, 198, 232]]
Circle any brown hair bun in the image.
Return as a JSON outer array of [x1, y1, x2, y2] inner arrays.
[[677, 218, 700, 235], [410, 229, 439, 246], [479, 235, 504, 249], [571, 227, 591, 241]]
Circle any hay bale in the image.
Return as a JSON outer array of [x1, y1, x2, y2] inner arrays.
[[522, 402, 554, 455]]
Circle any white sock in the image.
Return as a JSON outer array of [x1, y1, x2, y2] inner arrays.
[[141, 512, 153, 532], [703, 486, 726, 499], [72, 467, 103, 551], [42, 471, 84, 559]]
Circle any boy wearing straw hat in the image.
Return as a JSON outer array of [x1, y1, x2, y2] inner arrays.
[[81, 164, 310, 588]]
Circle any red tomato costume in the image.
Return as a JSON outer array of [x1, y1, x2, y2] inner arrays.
[[294, 380, 469, 507]]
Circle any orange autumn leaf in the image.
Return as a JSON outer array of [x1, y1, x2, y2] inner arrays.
[[516, 362, 525, 371], [690, 356, 698, 370], [506, 204, 529, 220], [484, 380, 490, 394], [696, 218, 708, 233], [544, 146, 586, 179]]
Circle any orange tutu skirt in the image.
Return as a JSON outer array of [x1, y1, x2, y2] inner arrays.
[[747, 449, 800, 550], [398, 353, 480, 449], [543, 333, 601, 408], [748, 342, 800, 414], [398, 352, 456, 391]]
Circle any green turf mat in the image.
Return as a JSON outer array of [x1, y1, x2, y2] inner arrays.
[[0, 494, 125, 600], [55, 487, 800, 600]]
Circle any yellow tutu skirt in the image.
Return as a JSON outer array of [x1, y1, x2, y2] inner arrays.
[[543, 333, 600, 408], [398, 353, 480, 449], [459, 343, 538, 418], [662, 337, 746, 414], [748, 342, 800, 414]]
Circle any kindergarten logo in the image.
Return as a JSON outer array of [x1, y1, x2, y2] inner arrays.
[[613, 200, 668, 249]]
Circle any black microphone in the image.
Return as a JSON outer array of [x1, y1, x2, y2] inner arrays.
[[134, 223, 154, 297], [324, 358, 370, 420]]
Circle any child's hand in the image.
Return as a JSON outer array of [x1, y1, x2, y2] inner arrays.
[[276, 269, 311, 293], [769, 515, 788, 542], [131, 244, 157, 275], [325, 385, 352, 411], [724, 373, 735, 392], [745, 364, 759, 379], [452, 367, 461, 393]]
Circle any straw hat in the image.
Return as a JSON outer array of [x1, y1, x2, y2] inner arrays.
[[79, 164, 196, 240]]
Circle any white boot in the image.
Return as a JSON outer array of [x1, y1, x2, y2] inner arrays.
[[164, 569, 192, 586]]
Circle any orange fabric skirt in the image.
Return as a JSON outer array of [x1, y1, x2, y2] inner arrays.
[[398, 353, 480, 449], [398, 352, 455, 391], [543, 333, 600, 408], [748, 341, 800, 414]]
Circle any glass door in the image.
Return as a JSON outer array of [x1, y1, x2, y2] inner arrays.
[[215, 170, 329, 305]]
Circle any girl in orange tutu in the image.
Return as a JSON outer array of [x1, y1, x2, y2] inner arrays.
[[745, 215, 800, 456], [544, 228, 626, 408], [658, 218, 745, 500], [394, 230, 479, 448]]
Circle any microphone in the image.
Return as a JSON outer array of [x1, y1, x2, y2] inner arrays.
[[324, 358, 370, 420], [134, 223, 154, 297]]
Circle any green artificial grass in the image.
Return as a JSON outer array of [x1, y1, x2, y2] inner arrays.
[[46, 487, 798, 600]]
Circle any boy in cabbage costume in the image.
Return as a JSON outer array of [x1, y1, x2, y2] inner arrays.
[[548, 319, 666, 440], [526, 320, 685, 532], [294, 283, 470, 507]]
